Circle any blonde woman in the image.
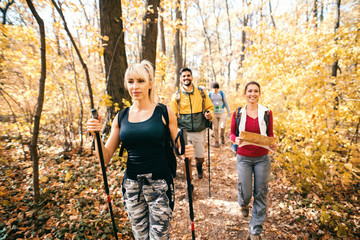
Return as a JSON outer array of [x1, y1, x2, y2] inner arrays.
[[87, 60, 194, 239]]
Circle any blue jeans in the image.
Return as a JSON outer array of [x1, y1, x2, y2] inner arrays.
[[236, 154, 271, 235]]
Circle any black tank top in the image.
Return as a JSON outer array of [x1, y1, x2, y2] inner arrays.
[[119, 106, 170, 179]]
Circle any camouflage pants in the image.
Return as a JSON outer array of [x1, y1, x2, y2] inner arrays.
[[122, 174, 174, 240]]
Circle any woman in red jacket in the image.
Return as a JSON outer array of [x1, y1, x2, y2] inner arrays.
[[230, 81, 277, 240]]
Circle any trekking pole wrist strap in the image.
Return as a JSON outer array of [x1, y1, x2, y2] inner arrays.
[[174, 128, 186, 155]]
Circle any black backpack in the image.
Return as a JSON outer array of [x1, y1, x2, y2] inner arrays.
[[117, 103, 177, 178], [231, 107, 270, 152]]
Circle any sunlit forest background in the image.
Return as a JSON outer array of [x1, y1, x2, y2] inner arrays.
[[0, 0, 359, 239]]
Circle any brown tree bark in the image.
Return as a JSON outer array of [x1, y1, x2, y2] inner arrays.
[[320, 0, 324, 22], [238, 16, 248, 90], [51, 8, 62, 56], [0, 0, 14, 24], [174, 0, 183, 89], [93, 1, 104, 74], [183, 1, 189, 68], [237, 0, 251, 91], [225, 0, 232, 85], [141, 0, 160, 67], [331, 0, 341, 122], [99, 0, 129, 134], [269, 0, 276, 28], [26, 0, 46, 204], [331, 0, 341, 77], [306, 0, 309, 22], [313, 0, 318, 28], [158, 5, 166, 55]]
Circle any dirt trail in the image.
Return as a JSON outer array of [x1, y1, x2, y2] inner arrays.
[[170, 135, 281, 240]]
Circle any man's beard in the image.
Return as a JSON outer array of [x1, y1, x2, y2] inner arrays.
[[183, 80, 192, 87]]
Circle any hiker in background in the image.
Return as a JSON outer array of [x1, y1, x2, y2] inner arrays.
[[209, 82, 231, 147], [86, 60, 194, 239], [170, 68, 214, 185], [230, 81, 277, 240]]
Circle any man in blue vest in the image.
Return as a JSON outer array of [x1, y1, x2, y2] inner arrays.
[[209, 82, 231, 147]]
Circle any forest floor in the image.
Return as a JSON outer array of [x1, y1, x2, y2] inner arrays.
[[1, 134, 357, 239]]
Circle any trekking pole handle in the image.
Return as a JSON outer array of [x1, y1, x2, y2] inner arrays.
[[175, 129, 186, 155], [89, 109, 99, 149], [91, 109, 99, 122], [183, 128, 188, 145], [205, 111, 212, 129]]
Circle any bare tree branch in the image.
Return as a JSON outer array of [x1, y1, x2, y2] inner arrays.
[[51, 0, 94, 109]]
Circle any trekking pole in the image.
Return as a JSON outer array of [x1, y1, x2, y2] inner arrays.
[[91, 109, 118, 240], [206, 115, 211, 198], [207, 121, 211, 197], [175, 128, 195, 240], [183, 129, 196, 240]]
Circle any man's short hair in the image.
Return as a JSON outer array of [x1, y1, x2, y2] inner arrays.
[[180, 67, 192, 75], [210, 82, 219, 89]]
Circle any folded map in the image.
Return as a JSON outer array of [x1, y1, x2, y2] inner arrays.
[[238, 131, 276, 151]]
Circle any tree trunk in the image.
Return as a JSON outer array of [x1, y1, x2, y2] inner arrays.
[[320, 0, 324, 22], [260, 0, 264, 22], [52, 8, 62, 56], [79, 0, 90, 24], [313, 0, 318, 29], [269, 0, 276, 28], [26, 0, 46, 204], [225, 0, 232, 85], [331, 0, 341, 77], [332, 0, 341, 122], [141, 0, 160, 67], [183, 1, 188, 68], [94, 1, 104, 74], [306, 0, 309, 22], [174, 0, 183, 89], [1, 0, 14, 25], [158, 6, 166, 55], [238, 14, 248, 91], [99, 0, 129, 134]]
